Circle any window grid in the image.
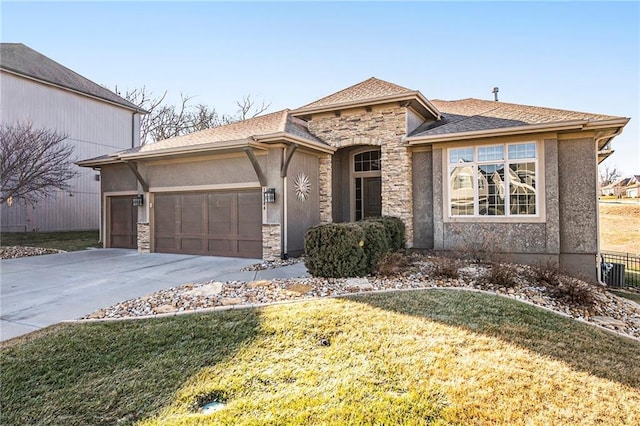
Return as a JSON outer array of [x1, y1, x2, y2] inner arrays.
[[354, 150, 381, 172], [448, 143, 538, 217]]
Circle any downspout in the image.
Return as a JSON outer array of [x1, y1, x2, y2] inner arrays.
[[131, 112, 137, 148], [280, 144, 299, 259], [594, 127, 624, 283]]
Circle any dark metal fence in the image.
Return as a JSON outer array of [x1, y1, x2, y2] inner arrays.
[[600, 251, 640, 287]]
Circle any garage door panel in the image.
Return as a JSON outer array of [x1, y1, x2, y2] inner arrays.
[[181, 194, 205, 234], [238, 192, 262, 234], [208, 193, 235, 234], [154, 190, 262, 258], [154, 194, 177, 234]]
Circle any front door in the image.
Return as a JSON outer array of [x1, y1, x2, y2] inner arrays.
[[363, 177, 382, 219], [109, 195, 137, 249]]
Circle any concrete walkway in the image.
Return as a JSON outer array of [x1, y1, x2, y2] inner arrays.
[[0, 249, 308, 341]]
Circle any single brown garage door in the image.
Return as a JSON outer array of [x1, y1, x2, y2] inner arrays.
[[154, 190, 262, 258], [109, 195, 137, 249]]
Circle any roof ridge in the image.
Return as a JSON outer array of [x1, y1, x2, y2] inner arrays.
[[296, 77, 414, 110]]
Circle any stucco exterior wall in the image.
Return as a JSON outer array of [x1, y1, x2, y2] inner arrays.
[[0, 71, 138, 232], [557, 137, 599, 281], [306, 103, 413, 245], [412, 150, 434, 248], [286, 151, 320, 255], [101, 164, 138, 193], [143, 155, 263, 188]]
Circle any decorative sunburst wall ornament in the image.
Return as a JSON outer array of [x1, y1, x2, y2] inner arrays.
[[294, 173, 311, 202]]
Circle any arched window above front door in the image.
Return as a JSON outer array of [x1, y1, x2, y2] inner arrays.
[[354, 150, 381, 172]]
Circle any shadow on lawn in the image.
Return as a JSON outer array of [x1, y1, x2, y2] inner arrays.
[[347, 289, 640, 390], [0, 309, 261, 426]]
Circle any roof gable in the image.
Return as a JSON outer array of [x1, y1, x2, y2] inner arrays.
[[291, 77, 440, 120], [297, 77, 414, 110], [0, 43, 142, 112]]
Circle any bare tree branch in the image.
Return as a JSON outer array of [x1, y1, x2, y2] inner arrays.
[[0, 122, 78, 206], [599, 164, 621, 186], [117, 86, 271, 144], [236, 94, 271, 120]]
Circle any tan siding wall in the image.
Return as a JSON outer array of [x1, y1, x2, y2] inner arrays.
[[0, 72, 138, 232]]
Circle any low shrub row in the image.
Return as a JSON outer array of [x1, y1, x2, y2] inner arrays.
[[304, 217, 405, 278]]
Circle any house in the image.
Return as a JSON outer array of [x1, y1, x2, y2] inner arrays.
[[601, 177, 631, 198], [625, 175, 640, 198], [78, 77, 629, 282], [0, 43, 145, 232]]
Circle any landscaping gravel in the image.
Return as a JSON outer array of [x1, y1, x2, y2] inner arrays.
[[82, 255, 640, 341], [0, 246, 64, 259]]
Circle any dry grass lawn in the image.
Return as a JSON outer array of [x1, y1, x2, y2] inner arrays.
[[599, 202, 640, 254], [3, 291, 640, 425]]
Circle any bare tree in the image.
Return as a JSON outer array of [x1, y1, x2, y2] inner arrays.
[[236, 94, 271, 120], [0, 122, 78, 206], [599, 164, 621, 186], [116, 86, 271, 144]]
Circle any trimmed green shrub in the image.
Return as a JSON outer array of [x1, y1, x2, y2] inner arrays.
[[304, 223, 368, 278], [304, 217, 407, 278], [368, 216, 405, 251], [358, 221, 390, 273]]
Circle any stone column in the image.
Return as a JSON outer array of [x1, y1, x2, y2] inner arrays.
[[262, 223, 281, 260], [318, 154, 333, 223], [137, 223, 150, 253]]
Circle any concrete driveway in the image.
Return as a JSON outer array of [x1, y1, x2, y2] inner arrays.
[[0, 249, 266, 341]]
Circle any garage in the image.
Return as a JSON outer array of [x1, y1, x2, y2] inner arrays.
[[153, 190, 262, 258], [109, 195, 138, 249]]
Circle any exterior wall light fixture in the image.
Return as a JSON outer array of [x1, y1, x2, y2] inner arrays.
[[133, 194, 144, 206], [263, 188, 276, 203]]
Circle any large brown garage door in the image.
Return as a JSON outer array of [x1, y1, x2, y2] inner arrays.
[[154, 190, 262, 258], [109, 195, 137, 249]]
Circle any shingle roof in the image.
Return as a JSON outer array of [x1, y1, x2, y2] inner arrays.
[[134, 109, 325, 154], [0, 43, 143, 112], [296, 77, 415, 110], [410, 98, 622, 137]]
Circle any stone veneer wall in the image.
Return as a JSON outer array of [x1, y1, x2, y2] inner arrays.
[[262, 223, 281, 261], [307, 104, 413, 246], [137, 223, 150, 253], [318, 154, 333, 223]]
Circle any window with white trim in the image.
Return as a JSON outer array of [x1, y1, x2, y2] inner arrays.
[[448, 142, 538, 217]]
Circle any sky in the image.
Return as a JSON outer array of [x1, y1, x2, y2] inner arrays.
[[2, 1, 639, 176]]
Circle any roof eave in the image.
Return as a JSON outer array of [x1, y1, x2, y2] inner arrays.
[[118, 139, 266, 161], [406, 120, 593, 145], [253, 132, 336, 154], [76, 156, 123, 168]]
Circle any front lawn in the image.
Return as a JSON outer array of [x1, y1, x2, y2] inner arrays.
[[0, 230, 101, 252], [1, 290, 639, 425]]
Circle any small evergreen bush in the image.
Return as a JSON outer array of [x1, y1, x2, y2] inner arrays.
[[304, 223, 368, 278], [369, 216, 405, 251], [304, 217, 407, 278], [358, 221, 390, 274]]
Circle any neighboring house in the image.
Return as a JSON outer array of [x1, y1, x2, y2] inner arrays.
[[79, 77, 629, 282], [625, 175, 640, 198], [0, 43, 145, 232], [601, 177, 633, 198]]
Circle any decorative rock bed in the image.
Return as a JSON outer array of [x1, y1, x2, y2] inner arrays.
[[82, 255, 640, 341], [0, 246, 64, 259]]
